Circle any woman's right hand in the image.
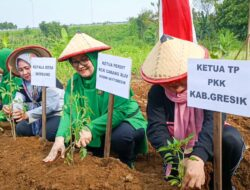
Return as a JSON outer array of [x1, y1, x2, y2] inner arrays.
[[43, 136, 65, 162], [2, 105, 11, 115], [182, 156, 205, 189], [76, 129, 92, 147]]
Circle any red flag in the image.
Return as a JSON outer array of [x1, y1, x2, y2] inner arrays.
[[159, 0, 196, 42]]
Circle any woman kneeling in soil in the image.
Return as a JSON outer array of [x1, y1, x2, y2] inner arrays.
[[3, 46, 64, 141], [43, 33, 147, 168], [141, 35, 245, 189]]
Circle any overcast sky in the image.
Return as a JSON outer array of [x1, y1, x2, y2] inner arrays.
[[1, 0, 158, 28]]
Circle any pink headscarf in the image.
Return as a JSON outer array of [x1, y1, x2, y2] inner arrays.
[[164, 88, 204, 148]]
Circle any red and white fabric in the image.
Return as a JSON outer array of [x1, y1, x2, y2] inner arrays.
[[159, 0, 196, 42]]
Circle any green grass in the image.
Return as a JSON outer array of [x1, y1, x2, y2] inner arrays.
[[1, 23, 246, 85], [226, 49, 248, 60], [0, 23, 154, 85]]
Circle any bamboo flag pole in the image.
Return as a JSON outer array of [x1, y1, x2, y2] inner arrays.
[[104, 94, 114, 158], [213, 112, 222, 190], [42, 87, 46, 140]]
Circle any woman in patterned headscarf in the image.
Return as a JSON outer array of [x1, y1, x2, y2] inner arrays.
[[3, 46, 64, 141]]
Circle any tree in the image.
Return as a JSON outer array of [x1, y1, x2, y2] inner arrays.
[[150, 0, 160, 20], [192, 0, 218, 41], [214, 0, 248, 40], [24, 26, 31, 34], [192, 0, 219, 15], [39, 21, 66, 38], [0, 22, 17, 30], [193, 10, 216, 40], [128, 10, 158, 44]]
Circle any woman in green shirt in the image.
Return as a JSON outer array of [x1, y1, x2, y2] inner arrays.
[[44, 33, 147, 167], [0, 48, 22, 114]]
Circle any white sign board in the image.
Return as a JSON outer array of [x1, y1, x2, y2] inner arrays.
[[31, 58, 56, 87], [188, 59, 250, 117], [96, 53, 132, 99]]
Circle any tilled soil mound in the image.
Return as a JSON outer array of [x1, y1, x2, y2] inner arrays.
[[0, 135, 173, 190], [0, 78, 248, 190]]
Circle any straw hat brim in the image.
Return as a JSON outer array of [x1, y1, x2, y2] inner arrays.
[[141, 71, 188, 84], [141, 35, 209, 84], [58, 46, 111, 62], [6, 45, 51, 77], [58, 32, 111, 62]]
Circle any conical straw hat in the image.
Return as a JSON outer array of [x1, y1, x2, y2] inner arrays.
[[7, 45, 51, 76], [58, 32, 111, 62], [141, 35, 208, 84]]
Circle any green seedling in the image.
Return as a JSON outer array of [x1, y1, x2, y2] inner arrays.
[[64, 78, 91, 165], [0, 75, 22, 140], [158, 134, 194, 187]]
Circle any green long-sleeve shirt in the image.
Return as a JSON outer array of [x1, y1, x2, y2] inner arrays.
[[56, 52, 147, 153]]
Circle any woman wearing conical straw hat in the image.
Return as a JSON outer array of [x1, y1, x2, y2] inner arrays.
[[43, 33, 148, 168], [4, 46, 64, 141], [141, 34, 245, 189]]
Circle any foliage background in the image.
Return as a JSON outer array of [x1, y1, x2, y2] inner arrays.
[[0, 0, 249, 84]]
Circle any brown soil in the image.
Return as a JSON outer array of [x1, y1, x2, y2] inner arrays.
[[0, 77, 249, 190]]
